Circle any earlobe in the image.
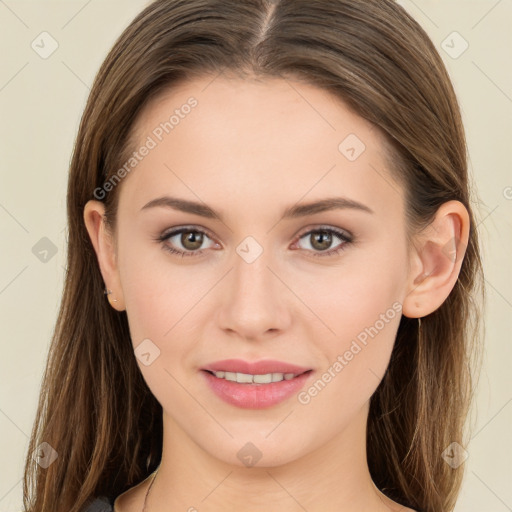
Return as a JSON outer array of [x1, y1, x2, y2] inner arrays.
[[402, 200, 470, 318], [83, 200, 126, 311]]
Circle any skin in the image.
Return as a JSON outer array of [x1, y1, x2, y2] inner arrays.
[[84, 74, 469, 512]]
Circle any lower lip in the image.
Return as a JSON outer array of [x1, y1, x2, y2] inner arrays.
[[201, 370, 313, 409]]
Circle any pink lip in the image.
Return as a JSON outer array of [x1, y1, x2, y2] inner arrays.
[[200, 359, 314, 409], [201, 358, 311, 375], [201, 371, 313, 409]]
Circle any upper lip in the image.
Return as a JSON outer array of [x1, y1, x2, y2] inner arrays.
[[202, 359, 312, 375]]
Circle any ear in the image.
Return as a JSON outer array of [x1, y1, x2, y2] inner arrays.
[[83, 200, 126, 311], [402, 200, 470, 318]]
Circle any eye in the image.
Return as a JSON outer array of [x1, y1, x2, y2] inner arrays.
[[157, 227, 217, 257], [293, 226, 353, 258]]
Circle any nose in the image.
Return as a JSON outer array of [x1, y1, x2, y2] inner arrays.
[[216, 244, 292, 342]]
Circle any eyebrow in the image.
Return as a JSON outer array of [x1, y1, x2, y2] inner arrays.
[[140, 195, 374, 221]]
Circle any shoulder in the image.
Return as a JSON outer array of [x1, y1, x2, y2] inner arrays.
[[83, 496, 114, 512]]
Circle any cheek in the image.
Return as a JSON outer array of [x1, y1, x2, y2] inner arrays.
[[118, 237, 208, 341], [294, 285, 402, 430], [298, 240, 406, 399], [117, 244, 206, 403]]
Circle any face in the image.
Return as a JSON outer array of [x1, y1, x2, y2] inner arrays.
[[107, 75, 412, 467]]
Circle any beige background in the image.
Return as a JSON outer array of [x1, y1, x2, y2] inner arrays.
[[0, 1, 511, 510]]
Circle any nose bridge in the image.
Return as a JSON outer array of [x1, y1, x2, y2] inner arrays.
[[235, 238, 273, 295], [218, 235, 290, 338]]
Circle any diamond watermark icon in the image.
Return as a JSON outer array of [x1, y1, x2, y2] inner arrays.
[[31, 31, 59, 59], [441, 31, 469, 59], [134, 338, 161, 366], [237, 441, 263, 467], [32, 442, 58, 468], [236, 236, 263, 264], [442, 442, 468, 469], [339, 133, 366, 161], [32, 237, 58, 263]]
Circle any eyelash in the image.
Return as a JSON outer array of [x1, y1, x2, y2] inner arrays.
[[156, 225, 353, 259]]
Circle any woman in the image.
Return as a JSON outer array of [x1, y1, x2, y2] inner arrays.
[[22, 0, 484, 511]]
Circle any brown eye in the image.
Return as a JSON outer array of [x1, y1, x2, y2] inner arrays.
[[180, 231, 204, 251], [295, 227, 353, 257], [309, 230, 334, 251], [158, 227, 216, 257]]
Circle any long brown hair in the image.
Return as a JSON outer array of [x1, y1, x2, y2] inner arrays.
[[22, 1, 484, 511]]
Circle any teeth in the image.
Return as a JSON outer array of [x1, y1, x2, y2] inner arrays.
[[212, 371, 298, 384]]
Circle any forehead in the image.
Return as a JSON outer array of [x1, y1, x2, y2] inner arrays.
[[119, 74, 403, 221]]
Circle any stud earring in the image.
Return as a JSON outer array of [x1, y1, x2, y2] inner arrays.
[[104, 288, 118, 303]]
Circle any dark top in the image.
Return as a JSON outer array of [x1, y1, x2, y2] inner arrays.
[[83, 496, 114, 512]]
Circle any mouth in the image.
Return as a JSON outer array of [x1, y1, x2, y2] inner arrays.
[[200, 364, 315, 409]]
